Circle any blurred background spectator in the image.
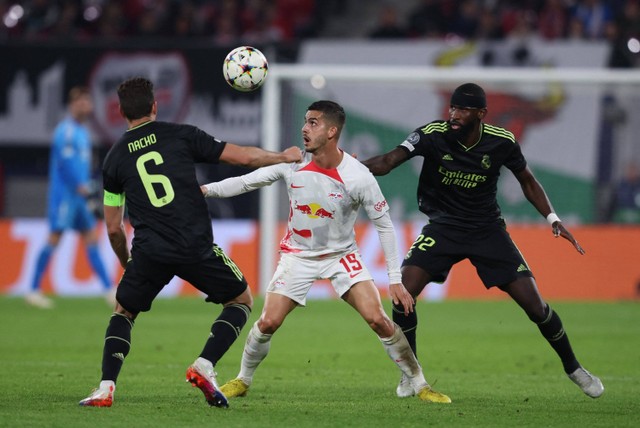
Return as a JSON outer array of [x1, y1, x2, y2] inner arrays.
[[570, 0, 613, 39], [538, 0, 570, 40], [405, 0, 450, 38], [611, 162, 640, 223], [368, 4, 407, 39]]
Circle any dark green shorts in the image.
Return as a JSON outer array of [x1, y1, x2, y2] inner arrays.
[[402, 221, 534, 288], [116, 244, 248, 313]]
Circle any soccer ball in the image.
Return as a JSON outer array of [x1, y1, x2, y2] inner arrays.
[[222, 46, 269, 92]]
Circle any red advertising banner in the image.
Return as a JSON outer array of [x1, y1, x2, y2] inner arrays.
[[1, 219, 638, 301]]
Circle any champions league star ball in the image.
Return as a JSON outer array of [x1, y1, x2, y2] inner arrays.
[[222, 46, 269, 92]]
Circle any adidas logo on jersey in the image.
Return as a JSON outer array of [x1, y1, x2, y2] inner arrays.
[[516, 264, 529, 272], [442, 154, 453, 161]]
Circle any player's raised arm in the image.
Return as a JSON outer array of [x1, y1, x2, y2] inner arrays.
[[362, 147, 410, 176], [201, 163, 286, 198], [514, 166, 585, 255], [219, 143, 302, 168]]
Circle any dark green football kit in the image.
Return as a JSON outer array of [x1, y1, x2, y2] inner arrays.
[[398, 120, 534, 287], [103, 121, 247, 313]]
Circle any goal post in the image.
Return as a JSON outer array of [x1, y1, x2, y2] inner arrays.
[[258, 65, 640, 292]]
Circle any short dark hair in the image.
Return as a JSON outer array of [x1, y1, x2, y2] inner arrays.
[[307, 100, 346, 129], [117, 77, 155, 120]]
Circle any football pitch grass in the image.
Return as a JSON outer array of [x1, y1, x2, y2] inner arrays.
[[0, 296, 637, 427]]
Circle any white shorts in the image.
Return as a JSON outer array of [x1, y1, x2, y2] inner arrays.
[[267, 250, 373, 306]]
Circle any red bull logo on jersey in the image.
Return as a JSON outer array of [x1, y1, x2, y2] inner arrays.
[[314, 208, 334, 219], [328, 192, 343, 200], [294, 203, 312, 215], [294, 201, 335, 219]]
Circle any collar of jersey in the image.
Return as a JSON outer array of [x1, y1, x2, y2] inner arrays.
[[455, 123, 483, 152], [127, 120, 153, 132]]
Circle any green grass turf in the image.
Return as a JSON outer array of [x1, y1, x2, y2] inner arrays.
[[0, 296, 637, 427]]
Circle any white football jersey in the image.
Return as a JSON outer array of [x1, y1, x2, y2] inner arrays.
[[282, 151, 389, 256], [225, 151, 389, 257]]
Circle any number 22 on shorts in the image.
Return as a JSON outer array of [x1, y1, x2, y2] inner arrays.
[[410, 234, 436, 252]]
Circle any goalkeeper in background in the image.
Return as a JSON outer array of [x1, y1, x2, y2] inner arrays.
[[27, 86, 113, 309]]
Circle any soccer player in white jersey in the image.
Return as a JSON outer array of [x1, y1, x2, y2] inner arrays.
[[201, 100, 451, 403]]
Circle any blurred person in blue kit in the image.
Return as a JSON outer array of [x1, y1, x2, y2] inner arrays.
[[27, 86, 113, 309], [612, 161, 640, 223]]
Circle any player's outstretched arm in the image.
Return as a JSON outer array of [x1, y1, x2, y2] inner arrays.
[[201, 162, 285, 198], [515, 166, 585, 255], [362, 147, 409, 176], [220, 143, 302, 168]]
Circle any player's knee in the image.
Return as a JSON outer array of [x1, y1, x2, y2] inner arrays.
[[391, 301, 403, 312], [48, 234, 62, 246], [367, 312, 394, 337], [236, 291, 254, 310], [392, 301, 415, 315], [401, 266, 431, 297], [114, 303, 137, 321], [527, 302, 549, 324], [227, 287, 253, 309], [257, 315, 283, 335], [82, 229, 98, 244]]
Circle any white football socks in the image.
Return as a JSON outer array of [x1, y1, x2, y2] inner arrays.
[[380, 324, 428, 392], [237, 322, 272, 385]]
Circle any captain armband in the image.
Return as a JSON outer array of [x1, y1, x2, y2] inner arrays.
[[104, 190, 125, 207]]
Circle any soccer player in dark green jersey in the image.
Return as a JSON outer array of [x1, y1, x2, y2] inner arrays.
[[363, 83, 604, 400], [79, 77, 302, 408]]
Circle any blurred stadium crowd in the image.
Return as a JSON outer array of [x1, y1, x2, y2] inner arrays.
[[1, 0, 639, 68], [369, 0, 640, 68], [0, 0, 639, 223], [0, 0, 322, 43]]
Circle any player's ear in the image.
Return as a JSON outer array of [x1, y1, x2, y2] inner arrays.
[[478, 108, 487, 120], [328, 125, 338, 139], [118, 105, 126, 119]]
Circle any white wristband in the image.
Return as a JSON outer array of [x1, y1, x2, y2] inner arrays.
[[546, 213, 561, 225]]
